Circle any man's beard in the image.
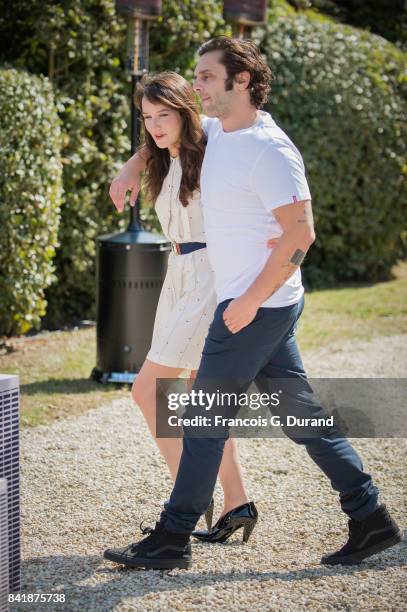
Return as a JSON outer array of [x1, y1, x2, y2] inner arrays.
[[205, 96, 232, 119]]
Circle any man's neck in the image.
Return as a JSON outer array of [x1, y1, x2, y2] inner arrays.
[[220, 107, 260, 133]]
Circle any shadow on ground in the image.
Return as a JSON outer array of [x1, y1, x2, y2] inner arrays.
[[12, 535, 407, 611]]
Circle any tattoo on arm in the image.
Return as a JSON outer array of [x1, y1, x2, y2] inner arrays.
[[297, 206, 313, 224], [290, 249, 306, 266], [267, 244, 307, 299]]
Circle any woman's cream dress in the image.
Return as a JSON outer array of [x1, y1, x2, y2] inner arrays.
[[146, 155, 217, 373]]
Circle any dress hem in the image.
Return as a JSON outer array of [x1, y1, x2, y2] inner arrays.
[[146, 352, 199, 372]]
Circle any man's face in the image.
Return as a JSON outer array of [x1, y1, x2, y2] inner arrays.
[[193, 50, 236, 118]]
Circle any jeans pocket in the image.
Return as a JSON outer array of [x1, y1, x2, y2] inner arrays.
[[210, 301, 234, 337]]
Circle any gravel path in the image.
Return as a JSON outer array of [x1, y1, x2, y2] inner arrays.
[[14, 334, 407, 611]]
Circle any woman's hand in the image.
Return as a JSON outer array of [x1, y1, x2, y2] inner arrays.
[[109, 169, 141, 213]]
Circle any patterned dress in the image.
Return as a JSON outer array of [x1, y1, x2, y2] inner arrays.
[[146, 155, 217, 373]]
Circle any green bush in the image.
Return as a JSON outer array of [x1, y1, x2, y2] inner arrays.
[[260, 15, 407, 285], [284, 0, 407, 48], [1, 2, 405, 332], [0, 0, 228, 330], [0, 68, 62, 336]]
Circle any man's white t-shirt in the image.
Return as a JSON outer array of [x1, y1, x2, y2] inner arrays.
[[200, 111, 311, 308]]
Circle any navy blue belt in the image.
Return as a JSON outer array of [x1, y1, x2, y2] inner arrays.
[[171, 241, 206, 255]]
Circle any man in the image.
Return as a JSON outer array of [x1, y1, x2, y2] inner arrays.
[[104, 37, 401, 570]]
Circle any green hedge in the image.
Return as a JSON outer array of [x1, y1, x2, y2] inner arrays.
[[285, 0, 407, 48], [261, 15, 407, 285], [0, 68, 62, 336], [0, 3, 405, 332], [0, 0, 228, 330]]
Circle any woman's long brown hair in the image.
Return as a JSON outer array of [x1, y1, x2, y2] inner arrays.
[[134, 72, 206, 208]]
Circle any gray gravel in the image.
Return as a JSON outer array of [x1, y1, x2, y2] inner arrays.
[[13, 334, 407, 611], [303, 333, 407, 378]]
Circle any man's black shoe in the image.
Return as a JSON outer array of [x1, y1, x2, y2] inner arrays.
[[103, 521, 192, 570], [321, 504, 402, 565]]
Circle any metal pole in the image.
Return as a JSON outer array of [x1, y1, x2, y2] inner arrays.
[[232, 22, 252, 38], [126, 17, 149, 232], [91, 1, 168, 384]]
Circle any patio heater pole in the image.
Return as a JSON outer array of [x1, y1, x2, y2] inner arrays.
[[223, 0, 268, 37], [127, 16, 147, 230], [116, 0, 162, 228], [91, 0, 168, 385]]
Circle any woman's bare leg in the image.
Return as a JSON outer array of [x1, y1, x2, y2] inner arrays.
[[132, 361, 249, 516], [132, 359, 184, 481]]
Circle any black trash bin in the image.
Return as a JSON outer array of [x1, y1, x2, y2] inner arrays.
[[91, 229, 170, 383]]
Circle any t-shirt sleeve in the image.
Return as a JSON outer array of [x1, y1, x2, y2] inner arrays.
[[251, 142, 312, 212]]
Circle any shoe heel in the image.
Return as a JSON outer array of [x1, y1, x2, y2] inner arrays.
[[242, 519, 257, 543], [204, 499, 214, 531]]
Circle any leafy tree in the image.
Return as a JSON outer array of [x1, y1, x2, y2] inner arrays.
[[284, 0, 407, 47], [261, 15, 406, 285], [0, 0, 227, 329]]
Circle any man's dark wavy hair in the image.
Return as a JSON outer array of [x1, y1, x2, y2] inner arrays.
[[198, 36, 273, 108]]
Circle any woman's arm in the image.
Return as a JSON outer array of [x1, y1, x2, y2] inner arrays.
[[109, 145, 149, 213]]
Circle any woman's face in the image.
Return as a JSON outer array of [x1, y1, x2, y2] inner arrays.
[[141, 97, 183, 154]]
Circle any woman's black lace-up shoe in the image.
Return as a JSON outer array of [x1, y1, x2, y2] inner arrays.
[[103, 521, 192, 570], [321, 504, 402, 565]]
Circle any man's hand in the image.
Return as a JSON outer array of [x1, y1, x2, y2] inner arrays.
[[109, 171, 141, 213], [221, 238, 279, 333], [223, 295, 260, 334], [109, 147, 148, 213]]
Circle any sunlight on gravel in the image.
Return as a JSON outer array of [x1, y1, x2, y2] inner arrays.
[[15, 335, 407, 611]]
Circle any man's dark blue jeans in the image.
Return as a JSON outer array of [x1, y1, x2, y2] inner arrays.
[[160, 295, 379, 533]]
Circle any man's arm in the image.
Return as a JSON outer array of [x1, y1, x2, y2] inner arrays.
[[244, 198, 315, 303], [109, 145, 149, 213], [223, 199, 315, 333]]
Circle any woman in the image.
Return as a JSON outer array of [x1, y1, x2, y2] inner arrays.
[[110, 72, 266, 543]]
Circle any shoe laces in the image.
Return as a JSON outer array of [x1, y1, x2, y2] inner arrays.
[[129, 521, 161, 553], [139, 521, 154, 536]]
